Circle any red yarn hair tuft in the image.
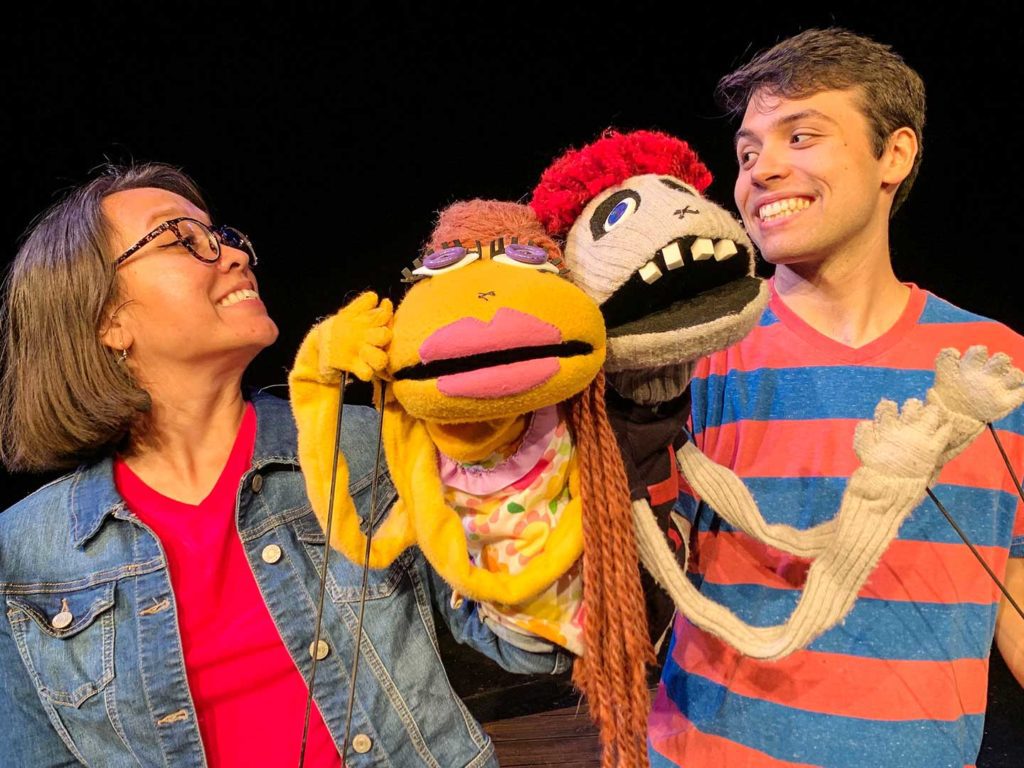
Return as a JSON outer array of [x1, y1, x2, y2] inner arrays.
[[530, 130, 713, 237]]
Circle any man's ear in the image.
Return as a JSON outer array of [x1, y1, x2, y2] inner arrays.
[[99, 300, 134, 355], [881, 127, 919, 187]]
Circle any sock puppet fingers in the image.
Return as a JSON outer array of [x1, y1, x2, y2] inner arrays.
[[927, 346, 1024, 464], [853, 397, 953, 482]]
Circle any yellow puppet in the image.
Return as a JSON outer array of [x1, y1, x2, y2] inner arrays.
[[290, 200, 652, 768]]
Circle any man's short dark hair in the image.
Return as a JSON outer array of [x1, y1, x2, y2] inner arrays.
[[716, 27, 926, 213]]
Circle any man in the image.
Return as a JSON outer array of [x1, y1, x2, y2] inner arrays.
[[648, 28, 1024, 767]]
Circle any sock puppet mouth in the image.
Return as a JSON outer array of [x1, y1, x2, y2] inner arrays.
[[600, 235, 753, 335], [393, 341, 594, 381]]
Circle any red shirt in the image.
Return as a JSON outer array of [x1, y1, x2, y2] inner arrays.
[[115, 404, 341, 767]]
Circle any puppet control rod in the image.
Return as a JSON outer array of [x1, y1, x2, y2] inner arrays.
[[297, 375, 390, 767], [925, 425, 1024, 623]]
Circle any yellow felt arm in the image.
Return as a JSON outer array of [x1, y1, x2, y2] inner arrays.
[[383, 392, 583, 603], [289, 299, 415, 567]]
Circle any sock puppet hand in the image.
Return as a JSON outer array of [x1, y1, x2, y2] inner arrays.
[[854, 397, 953, 483], [927, 345, 1024, 464]]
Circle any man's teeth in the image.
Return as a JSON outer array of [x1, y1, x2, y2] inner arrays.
[[758, 197, 810, 221], [639, 238, 739, 284], [219, 289, 259, 307]]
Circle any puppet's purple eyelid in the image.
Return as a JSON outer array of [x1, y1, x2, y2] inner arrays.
[[423, 246, 468, 269], [504, 243, 548, 265]]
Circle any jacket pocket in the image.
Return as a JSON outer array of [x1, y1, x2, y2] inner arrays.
[[5, 581, 116, 707], [295, 511, 407, 603]]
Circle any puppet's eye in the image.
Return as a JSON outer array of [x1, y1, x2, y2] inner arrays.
[[493, 243, 559, 273], [412, 246, 480, 276], [589, 190, 641, 240], [605, 199, 636, 230]]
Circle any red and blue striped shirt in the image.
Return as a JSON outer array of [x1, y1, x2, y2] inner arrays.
[[649, 282, 1024, 768]]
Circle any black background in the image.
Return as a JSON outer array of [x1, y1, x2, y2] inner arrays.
[[2, 1, 1022, 761]]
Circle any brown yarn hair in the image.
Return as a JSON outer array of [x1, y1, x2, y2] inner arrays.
[[0, 162, 208, 472], [568, 371, 654, 768], [715, 27, 926, 214], [425, 199, 562, 262]]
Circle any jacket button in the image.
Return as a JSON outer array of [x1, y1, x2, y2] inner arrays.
[[251, 474, 264, 493], [261, 544, 283, 564], [51, 608, 73, 630], [309, 640, 330, 660], [351, 733, 372, 754]]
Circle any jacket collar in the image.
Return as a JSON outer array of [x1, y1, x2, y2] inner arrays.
[[70, 393, 299, 548]]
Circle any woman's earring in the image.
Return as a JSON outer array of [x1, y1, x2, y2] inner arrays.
[[118, 348, 128, 364]]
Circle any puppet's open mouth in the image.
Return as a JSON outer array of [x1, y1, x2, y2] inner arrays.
[[393, 341, 593, 381], [601, 235, 753, 336], [395, 341, 593, 398]]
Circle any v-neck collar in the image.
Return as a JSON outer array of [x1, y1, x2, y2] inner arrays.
[[768, 278, 926, 364]]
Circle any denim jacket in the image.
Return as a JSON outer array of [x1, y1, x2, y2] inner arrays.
[[0, 394, 569, 767]]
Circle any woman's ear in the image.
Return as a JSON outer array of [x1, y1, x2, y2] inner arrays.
[[99, 300, 134, 356]]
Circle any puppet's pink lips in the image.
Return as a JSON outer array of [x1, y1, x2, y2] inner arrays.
[[438, 359, 560, 398], [393, 308, 592, 398], [419, 308, 562, 362]]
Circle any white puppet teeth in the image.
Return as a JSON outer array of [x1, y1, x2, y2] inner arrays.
[[662, 241, 684, 270], [714, 239, 738, 261], [639, 261, 664, 284], [640, 238, 740, 284], [690, 238, 715, 262]]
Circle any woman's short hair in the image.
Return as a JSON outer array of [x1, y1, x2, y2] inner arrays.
[[0, 163, 208, 472]]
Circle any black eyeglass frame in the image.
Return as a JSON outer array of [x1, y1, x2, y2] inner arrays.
[[114, 216, 256, 267]]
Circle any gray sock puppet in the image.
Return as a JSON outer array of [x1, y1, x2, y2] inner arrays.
[[530, 130, 1024, 659]]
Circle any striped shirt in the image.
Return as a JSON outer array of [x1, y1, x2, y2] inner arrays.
[[649, 282, 1024, 768]]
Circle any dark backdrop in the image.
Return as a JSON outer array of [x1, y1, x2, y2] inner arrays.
[[2, 2, 1022, 763]]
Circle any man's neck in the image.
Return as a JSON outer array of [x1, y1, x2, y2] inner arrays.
[[773, 250, 910, 348]]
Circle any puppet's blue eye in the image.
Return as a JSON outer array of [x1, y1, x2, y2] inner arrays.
[[604, 197, 637, 231]]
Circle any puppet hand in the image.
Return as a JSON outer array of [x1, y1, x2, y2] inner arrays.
[[927, 346, 1024, 463], [930, 346, 1024, 424], [854, 398, 952, 480], [319, 292, 393, 382]]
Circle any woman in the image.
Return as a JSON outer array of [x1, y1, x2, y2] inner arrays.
[[0, 163, 568, 767]]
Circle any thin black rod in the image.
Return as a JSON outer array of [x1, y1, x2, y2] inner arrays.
[[926, 487, 1024, 621], [341, 381, 388, 760], [299, 372, 348, 767]]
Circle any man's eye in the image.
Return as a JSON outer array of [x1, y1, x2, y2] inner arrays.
[[791, 133, 815, 144], [738, 150, 758, 167]]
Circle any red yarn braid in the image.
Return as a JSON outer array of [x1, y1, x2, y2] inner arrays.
[[569, 371, 654, 768]]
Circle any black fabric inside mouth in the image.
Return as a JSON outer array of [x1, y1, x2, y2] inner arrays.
[[600, 236, 749, 329], [394, 340, 594, 381]]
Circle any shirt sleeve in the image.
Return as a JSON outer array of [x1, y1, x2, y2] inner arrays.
[[424, 560, 573, 675]]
